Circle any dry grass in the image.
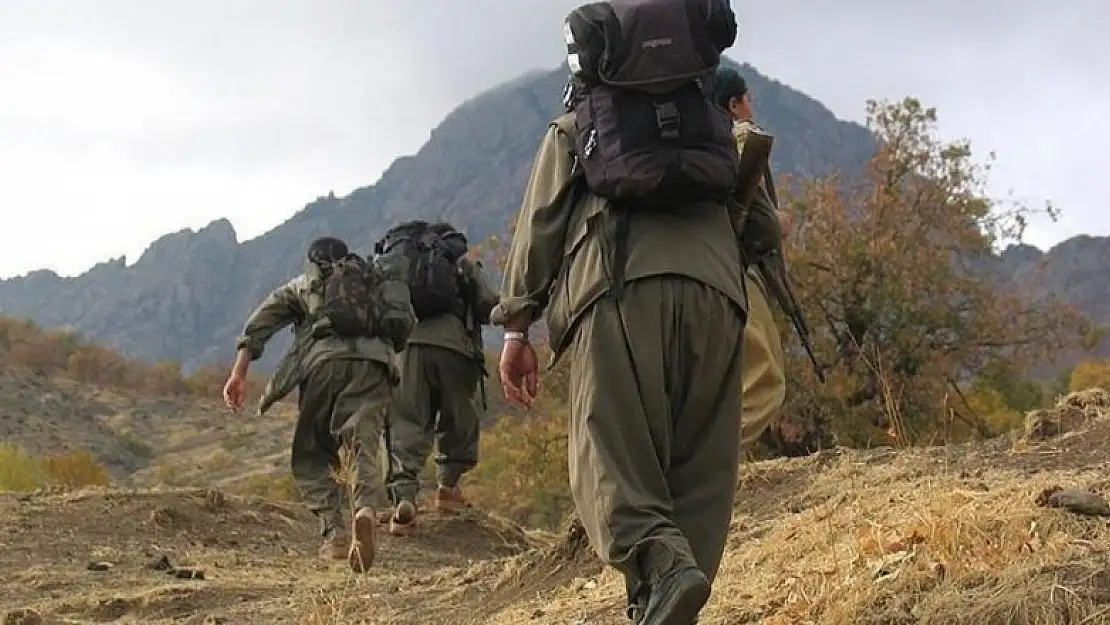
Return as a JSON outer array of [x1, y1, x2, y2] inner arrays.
[[0, 442, 45, 491], [1019, 388, 1110, 445], [228, 471, 301, 501], [39, 449, 110, 488], [473, 389, 1110, 625], [6, 359, 1110, 624], [501, 455, 1110, 625], [0, 442, 110, 491], [703, 458, 1109, 624]]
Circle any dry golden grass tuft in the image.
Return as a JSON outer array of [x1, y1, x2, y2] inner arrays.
[[474, 389, 1110, 625], [0, 442, 110, 491], [6, 371, 1110, 624], [0, 442, 44, 491], [1018, 387, 1110, 445], [228, 471, 301, 501], [701, 458, 1110, 624]]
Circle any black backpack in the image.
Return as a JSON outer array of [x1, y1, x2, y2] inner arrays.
[[562, 0, 739, 207], [310, 253, 381, 338], [375, 222, 469, 321]]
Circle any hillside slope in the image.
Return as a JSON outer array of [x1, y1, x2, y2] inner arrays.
[[0, 61, 876, 373], [3, 388, 1110, 625]]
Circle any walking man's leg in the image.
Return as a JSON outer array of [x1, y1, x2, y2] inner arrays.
[[385, 345, 437, 534], [430, 348, 481, 513], [290, 363, 348, 560], [739, 270, 786, 450], [329, 359, 393, 573], [568, 279, 702, 624], [567, 278, 745, 625], [660, 281, 745, 622]]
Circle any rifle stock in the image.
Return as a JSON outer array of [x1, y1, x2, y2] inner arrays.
[[734, 127, 826, 383], [735, 129, 774, 209]]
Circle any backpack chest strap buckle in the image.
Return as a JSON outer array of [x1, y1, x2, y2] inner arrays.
[[654, 101, 680, 140]]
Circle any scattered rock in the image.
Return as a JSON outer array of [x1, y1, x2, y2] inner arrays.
[[150, 505, 185, 526], [147, 554, 173, 571], [91, 598, 131, 621], [170, 567, 206, 580], [203, 489, 227, 511], [554, 516, 590, 561], [86, 561, 113, 571], [2, 608, 42, 625], [1022, 389, 1109, 443], [1036, 486, 1110, 516], [1063, 387, 1110, 409]]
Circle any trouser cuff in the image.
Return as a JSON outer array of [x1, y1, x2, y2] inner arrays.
[[314, 509, 344, 537], [389, 481, 419, 503], [436, 461, 475, 488]]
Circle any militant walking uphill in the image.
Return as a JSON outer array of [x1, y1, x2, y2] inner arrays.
[[222, 1, 819, 623], [0, 1, 1100, 624]]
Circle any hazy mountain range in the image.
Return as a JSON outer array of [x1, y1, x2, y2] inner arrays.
[[1, 61, 1104, 373]]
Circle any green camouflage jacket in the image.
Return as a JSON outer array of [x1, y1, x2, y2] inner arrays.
[[236, 263, 398, 415]]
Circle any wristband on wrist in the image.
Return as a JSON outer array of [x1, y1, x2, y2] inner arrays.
[[504, 330, 529, 344]]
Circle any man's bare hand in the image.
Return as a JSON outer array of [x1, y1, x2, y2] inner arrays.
[[499, 339, 539, 408], [222, 373, 248, 411]]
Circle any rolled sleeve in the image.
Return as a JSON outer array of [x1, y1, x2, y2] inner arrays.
[[490, 296, 541, 327]]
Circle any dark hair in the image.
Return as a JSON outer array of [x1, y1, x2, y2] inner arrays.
[[713, 67, 748, 110], [426, 221, 457, 235], [306, 237, 349, 264], [392, 219, 429, 232]]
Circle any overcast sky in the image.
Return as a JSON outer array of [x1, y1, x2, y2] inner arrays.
[[0, 0, 1107, 279]]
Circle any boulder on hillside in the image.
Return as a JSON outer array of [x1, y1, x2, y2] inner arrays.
[[1020, 387, 1110, 443]]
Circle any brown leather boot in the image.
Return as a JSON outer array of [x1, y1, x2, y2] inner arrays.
[[388, 499, 417, 536], [377, 508, 392, 525], [348, 507, 378, 573], [433, 484, 469, 514]]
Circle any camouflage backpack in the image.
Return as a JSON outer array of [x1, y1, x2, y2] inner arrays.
[[308, 253, 381, 339]]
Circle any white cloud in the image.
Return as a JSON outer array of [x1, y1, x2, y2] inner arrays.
[[0, 0, 1106, 278]]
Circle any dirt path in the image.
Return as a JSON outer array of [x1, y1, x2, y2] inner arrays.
[[6, 389, 1110, 625], [0, 487, 571, 625]]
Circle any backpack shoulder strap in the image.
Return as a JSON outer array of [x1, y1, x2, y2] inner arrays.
[[549, 113, 586, 183], [304, 267, 326, 317], [550, 112, 575, 137]]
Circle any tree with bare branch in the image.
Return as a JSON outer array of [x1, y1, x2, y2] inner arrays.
[[773, 97, 1099, 449]]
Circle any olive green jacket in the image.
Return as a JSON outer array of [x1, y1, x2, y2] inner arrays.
[[491, 113, 748, 366], [406, 258, 499, 361], [236, 263, 399, 415]]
